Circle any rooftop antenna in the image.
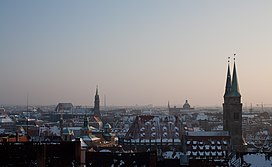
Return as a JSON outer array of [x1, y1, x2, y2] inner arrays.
[[250, 103, 253, 112], [26, 92, 29, 136], [60, 107, 64, 138], [104, 95, 106, 108]]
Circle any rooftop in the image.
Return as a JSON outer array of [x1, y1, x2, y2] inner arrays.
[[187, 131, 229, 137]]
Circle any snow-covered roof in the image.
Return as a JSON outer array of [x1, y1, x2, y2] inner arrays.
[[196, 113, 208, 121], [0, 116, 13, 123], [163, 151, 184, 159], [124, 115, 182, 143], [79, 138, 88, 148], [100, 149, 111, 152], [187, 131, 229, 137], [243, 153, 272, 166]]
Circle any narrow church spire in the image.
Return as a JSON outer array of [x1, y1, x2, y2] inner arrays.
[[96, 85, 99, 95], [83, 114, 89, 128], [224, 57, 232, 97], [230, 54, 241, 97], [93, 86, 101, 117]]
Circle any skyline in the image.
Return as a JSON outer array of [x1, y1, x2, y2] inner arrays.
[[1, 1, 272, 106]]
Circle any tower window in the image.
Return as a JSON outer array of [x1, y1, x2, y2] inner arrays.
[[234, 112, 239, 121]]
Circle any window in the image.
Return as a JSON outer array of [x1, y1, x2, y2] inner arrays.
[[234, 112, 239, 121]]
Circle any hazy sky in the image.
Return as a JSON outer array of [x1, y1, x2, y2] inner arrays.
[[1, 1, 272, 107]]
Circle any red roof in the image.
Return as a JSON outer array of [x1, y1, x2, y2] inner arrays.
[[7, 136, 29, 142]]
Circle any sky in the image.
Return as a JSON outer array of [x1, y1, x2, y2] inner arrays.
[[0, 1, 272, 107]]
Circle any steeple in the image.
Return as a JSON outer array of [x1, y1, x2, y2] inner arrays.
[[83, 114, 89, 128], [96, 85, 98, 96], [81, 114, 91, 136], [93, 85, 101, 117], [224, 57, 232, 97], [230, 55, 241, 97], [223, 54, 243, 151]]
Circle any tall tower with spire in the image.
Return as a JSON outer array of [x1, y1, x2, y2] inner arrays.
[[93, 86, 101, 118], [223, 55, 243, 151], [81, 115, 91, 136]]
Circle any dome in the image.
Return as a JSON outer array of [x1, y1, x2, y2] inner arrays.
[[183, 100, 191, 109], [104, 123, 112, 129]]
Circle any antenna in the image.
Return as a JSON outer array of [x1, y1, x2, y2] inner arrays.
[[26, 92, 29, 136], [104, 95, 106, 108], [234, 53, 236, 61]]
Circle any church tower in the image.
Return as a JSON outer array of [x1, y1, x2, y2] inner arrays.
[[81, 115, 91, 136], [93, 86, 101, 118], [223, 56, 243, 151]]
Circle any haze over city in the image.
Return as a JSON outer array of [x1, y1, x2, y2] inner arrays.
[[1, 1, 272, 106]]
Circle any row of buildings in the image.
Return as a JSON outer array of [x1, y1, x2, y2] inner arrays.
[[0, 58, 272, 166]]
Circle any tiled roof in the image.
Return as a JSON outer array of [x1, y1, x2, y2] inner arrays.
[[187, 131, 229, 137], [124, 115, 182, 143], [186, 133, 230, 160], [7, 136, 29, 142]]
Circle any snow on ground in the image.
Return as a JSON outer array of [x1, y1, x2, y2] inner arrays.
[[243, 153, 272, 167]]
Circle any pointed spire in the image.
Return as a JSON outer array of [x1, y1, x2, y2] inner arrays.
[[230, 54, 241, 97], [83, 114, 89, 128], [224, 57, 232, 97], [94, 85, 101, 117], [96, 85, 99, 95], [168, 101, 170, 109]]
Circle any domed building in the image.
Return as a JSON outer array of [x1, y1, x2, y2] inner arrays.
[[80, 115, 101, 146], [81, 116, 91, 136], [104, 123, 112, 133], [168, 100, 194, 116], [182, 100, 194, 110], [102, 123, 115, 141]]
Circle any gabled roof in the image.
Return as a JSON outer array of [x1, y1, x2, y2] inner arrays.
[[125, 115, 182, 141], [94, 116, 101, 122]]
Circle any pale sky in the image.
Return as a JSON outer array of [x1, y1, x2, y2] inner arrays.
[[0, 1, 272, 107]]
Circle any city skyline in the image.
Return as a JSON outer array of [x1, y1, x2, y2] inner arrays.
[[1, 1, 272, 106]]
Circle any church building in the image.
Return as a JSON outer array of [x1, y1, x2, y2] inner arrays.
[[223, 56, 243, 151], [89, 86, 103, 130]]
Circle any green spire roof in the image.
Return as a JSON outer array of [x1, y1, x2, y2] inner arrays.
[[224, 63, 232, 97], [83, 115, 89, 128], [230, 61, 241, 97]]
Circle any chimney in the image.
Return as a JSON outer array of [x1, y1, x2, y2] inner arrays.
[[16, 132, 19, 142]]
